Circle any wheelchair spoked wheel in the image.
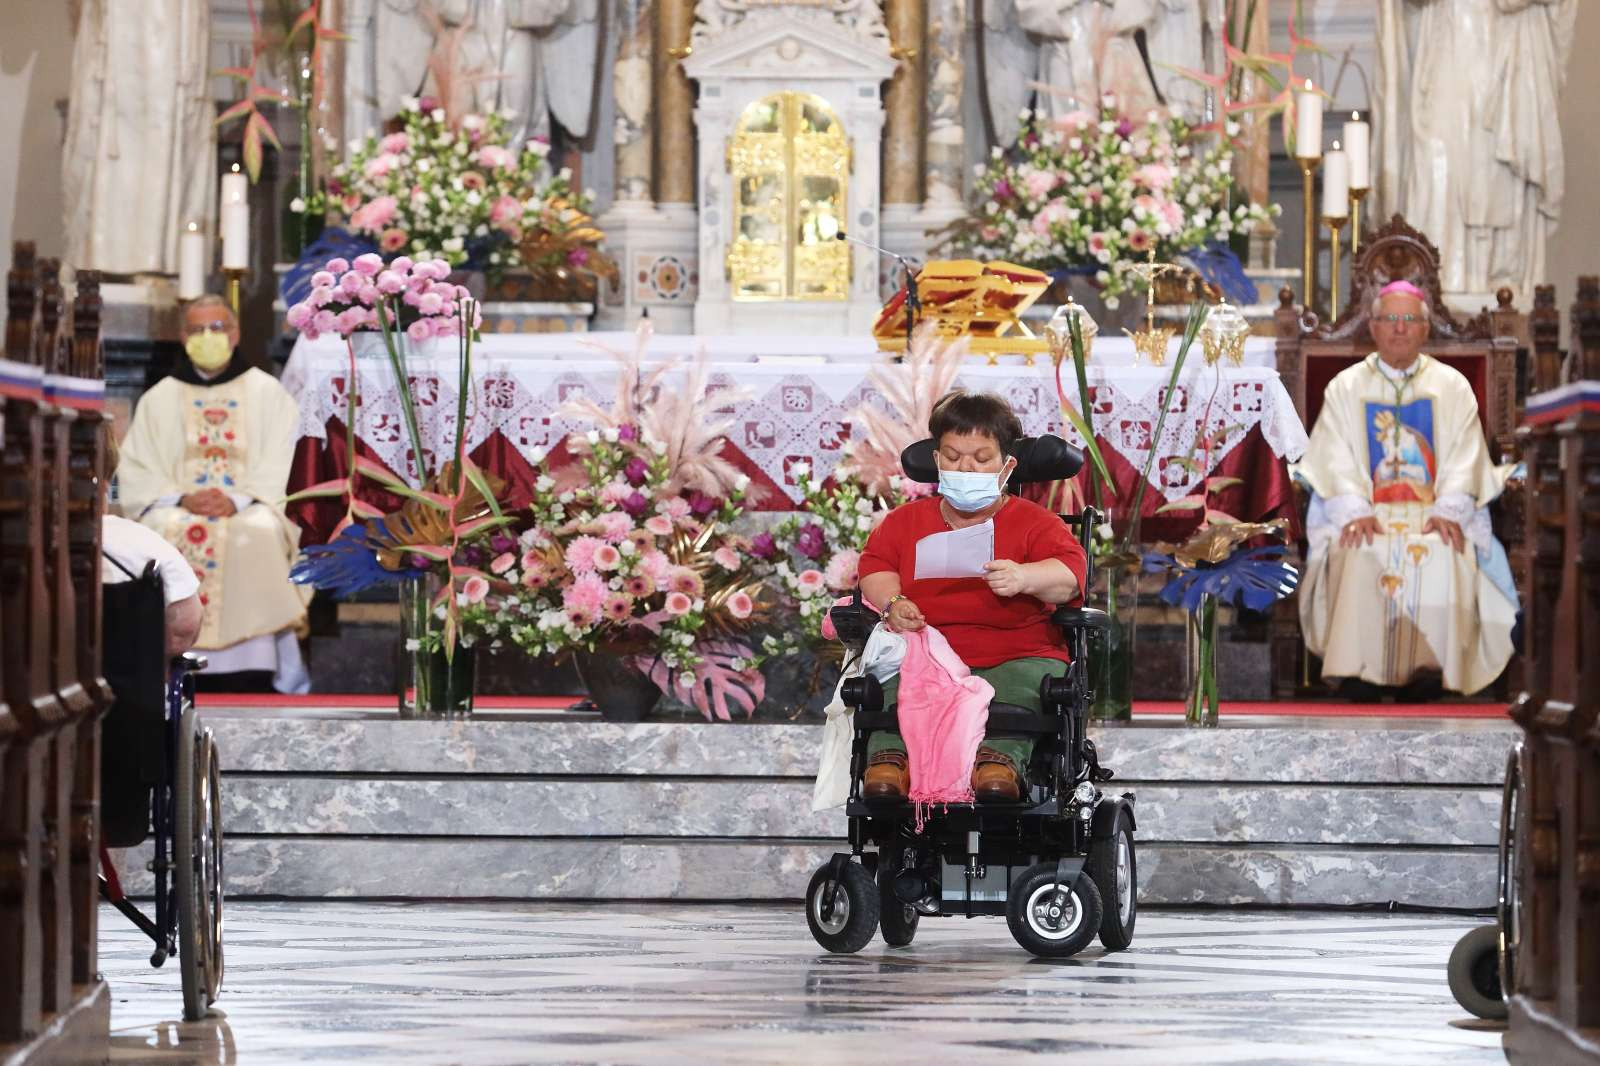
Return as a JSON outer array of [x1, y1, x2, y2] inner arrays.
[[1006, 863, 1103, 959], [806, 861, 879, 954], [1088, 821, 1137, 952], [876, 848, 919, 948], [175, 707, 223, 1021]]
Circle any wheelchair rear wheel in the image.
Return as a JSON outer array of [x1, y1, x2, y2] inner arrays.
[[806, 861, 878, 954], [1448, 924, 1506, 1020], [1006, 863, 1102, 959], [877, 849, 919, 947], [1089, 821, 1137, 951], [175, 707, 224, 1021]]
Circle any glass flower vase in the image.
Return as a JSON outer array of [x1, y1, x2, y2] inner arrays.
[[398, 573, 476, 718], [1089, 562, 1138, 723], [1184, 594, 1220, 727]]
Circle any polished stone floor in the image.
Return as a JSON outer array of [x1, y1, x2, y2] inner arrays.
[[102, 902, 1508, 1065]]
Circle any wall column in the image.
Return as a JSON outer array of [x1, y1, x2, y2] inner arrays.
[[881, 0, 925, 208], [653, 0, 696, 205]]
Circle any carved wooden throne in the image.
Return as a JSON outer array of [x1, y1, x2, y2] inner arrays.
[[1274, 213, 1524, 459]]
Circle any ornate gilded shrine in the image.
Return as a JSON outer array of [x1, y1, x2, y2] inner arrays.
[[727, 92, 851, 302], [684, 9, 896, 335]]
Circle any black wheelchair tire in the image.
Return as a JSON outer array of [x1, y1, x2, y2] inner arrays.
[[1006, 863, 1103, 959], [1448, 924, 1506, 1020], [1089, 822, 1137, 952], [198, 731, 225, 1003], [806, 862, 879, 954], [877, 854, 919, 947], [175, 704, 206, 1021]]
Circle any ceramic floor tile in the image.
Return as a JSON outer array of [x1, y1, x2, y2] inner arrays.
[[101, 902, 1508, 1065]]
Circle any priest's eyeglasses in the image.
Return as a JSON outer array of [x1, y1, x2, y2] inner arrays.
[[1376, 313, 1422, 324], [186, 319, 231, 335]]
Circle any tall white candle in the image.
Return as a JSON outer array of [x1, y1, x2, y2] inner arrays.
[[178, 222, 206, 299], [220, 165, 249, 270], [1343, 112, 1371, 190], [1323, 143, 1350, 218], [1295, 81, 1323, 159]]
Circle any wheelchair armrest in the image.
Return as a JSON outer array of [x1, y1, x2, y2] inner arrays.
[[828, 594, 881, 647], [1051, 606, 1110, 631], [173, 653, 209, 674]]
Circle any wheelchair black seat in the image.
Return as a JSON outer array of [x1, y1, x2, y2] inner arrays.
[[101, 554, 169, 848]]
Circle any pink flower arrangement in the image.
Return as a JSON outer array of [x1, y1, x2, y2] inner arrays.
[[286, 254, 476, 343], [823, 549, 860, 592]]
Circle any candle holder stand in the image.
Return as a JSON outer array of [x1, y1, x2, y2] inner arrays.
[[1297, 156, 1321, 315], [222, 268, 246, 317], [1323, 215, 1348, 320], [1349, 187, 1370, 254]]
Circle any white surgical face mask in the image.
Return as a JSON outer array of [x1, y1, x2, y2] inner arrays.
[[936, 458, 1013, 512]]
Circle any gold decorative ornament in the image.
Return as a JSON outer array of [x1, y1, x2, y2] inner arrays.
[[1199, 301, 1250, 366], [1122, 246, 1186, 365]]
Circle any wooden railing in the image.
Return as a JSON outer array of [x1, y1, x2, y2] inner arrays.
[[0, 242, 111, 1060], [1505, 276, 1600, 1065]]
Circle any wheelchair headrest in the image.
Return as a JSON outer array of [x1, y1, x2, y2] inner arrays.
[[900, 434, 1085, 485]]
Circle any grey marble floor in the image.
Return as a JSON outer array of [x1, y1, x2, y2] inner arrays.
[[102, 902, 1508, 1065]]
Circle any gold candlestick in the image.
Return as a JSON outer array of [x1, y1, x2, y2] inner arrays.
[[1297, 156, 1321, 314], [222, 267, 246, 317], [1349, 187, 1370, 254], [1323, 215, 1348, 320]]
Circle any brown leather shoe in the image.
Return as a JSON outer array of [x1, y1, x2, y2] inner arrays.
[[863, 752, 910, 801], [971, 749, 1023, 803]]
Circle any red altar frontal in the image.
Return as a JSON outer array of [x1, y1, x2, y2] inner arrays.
[[281, 331, 1307, 544]]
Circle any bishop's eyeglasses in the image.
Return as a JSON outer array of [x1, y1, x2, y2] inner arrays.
[[1376, 313, 1423, 324]]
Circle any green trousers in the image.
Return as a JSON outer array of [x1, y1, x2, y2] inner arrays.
[[864, 656, 1067, 771]]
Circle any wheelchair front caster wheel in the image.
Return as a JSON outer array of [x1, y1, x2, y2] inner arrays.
[[806, 862, 879, 953], [1448, 924, 1506, 1020], [1006, 862, 1102, 958]]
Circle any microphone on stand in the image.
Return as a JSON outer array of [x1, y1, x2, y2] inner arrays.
[[836, 231, 920, 349]]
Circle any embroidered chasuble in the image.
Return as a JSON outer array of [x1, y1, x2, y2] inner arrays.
[[117, 366, 309, 651], [1296, 354, 1515, 693]]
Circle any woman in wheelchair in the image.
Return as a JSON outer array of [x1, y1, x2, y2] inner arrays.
[[858, 391, 1087, 804]]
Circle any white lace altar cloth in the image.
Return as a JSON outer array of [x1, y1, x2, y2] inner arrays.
[[281, 333, 1304, 507]]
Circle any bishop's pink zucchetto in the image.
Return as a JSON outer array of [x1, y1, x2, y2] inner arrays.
[[1378, 280, 1427, 302]]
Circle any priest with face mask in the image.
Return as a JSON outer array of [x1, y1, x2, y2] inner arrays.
[[115, 296, 312, 692]]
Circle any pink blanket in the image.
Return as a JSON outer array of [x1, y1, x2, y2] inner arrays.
[[898, 626, 993, 824]]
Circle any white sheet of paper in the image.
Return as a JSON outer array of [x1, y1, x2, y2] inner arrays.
[[913, 520, 995, 580]]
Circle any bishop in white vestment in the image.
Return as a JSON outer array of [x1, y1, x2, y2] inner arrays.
[[1297, 283, 1517, 696], [117, 298, 311, 692]]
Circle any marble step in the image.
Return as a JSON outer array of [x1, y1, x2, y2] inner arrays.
[[218, 776, 1502, 847], [107, 837, 1496, 909], [196, 715, 1514, 786]]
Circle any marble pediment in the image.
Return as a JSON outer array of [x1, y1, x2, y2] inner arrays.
[[682, 12, 897, 84]]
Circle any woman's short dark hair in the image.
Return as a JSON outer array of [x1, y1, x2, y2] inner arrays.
[[928, 391, 1023, 455]]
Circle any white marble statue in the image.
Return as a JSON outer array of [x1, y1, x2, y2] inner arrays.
[[1375, 0, 1577, 302], [62, 0, 214, 275], [1012, 0, 1161, 117], [691, 0, 888, 47], [373, 0, 602, 142], [1144, 0, 1208, 120]]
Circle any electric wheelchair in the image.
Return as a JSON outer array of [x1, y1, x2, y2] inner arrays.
[[99, 554, 225, 1021], [805, 434, 1138, 959]]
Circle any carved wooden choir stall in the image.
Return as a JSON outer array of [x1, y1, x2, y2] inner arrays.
[[1505, 277, 1600, 1066], [0, 242, 112, 1063]]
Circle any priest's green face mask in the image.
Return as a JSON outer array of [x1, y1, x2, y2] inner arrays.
[[185, 331, 233, 371]]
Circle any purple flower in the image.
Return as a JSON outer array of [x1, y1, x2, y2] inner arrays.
[[993, 179, 1014, 200], [617, 423, 639, 442], [567, 246, 590, 268], [419, 95, 441, 113], [795, 523, 825, 560], [749, 532, 777, 560], [461, 545, 486, 567], [622, 491, 650, 517], [1116, 118, 1134, 138], [689, 492, 718, 517], [624, 457, 649, 486], [490, 532, 516, 555], [1023, 132, 1038, 148]]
